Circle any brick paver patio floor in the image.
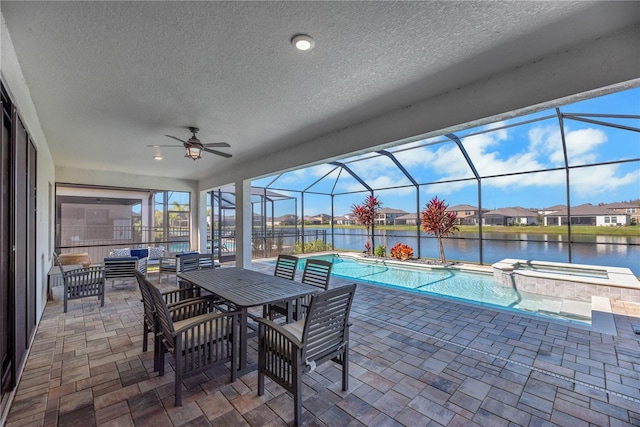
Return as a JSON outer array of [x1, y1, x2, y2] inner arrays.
[[5, 262, 640, 426]]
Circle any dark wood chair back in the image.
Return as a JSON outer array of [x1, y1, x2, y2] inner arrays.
[[274, 254, 298, 280], [179, 252, 217, 272], [258, 284, 356, 426], [147, 280, 238, 406], [301, 258, 332, 290], [53, 252, 105, 312]]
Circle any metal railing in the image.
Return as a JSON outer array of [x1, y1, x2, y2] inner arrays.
[[207, 228, 329, 260], [56, 225, 190, 263], [56, 226, 329, 264]]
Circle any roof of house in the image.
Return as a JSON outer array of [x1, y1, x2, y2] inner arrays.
[[272, 214, 297, 221], [484, 207, 538, 217], [540, 204, 567, 211], [447, 204, 478, 212], [548, 204, 623, 216], [601, 202, 640, 209], [378, 208, 409, 214], [395, 213, 419, 220]]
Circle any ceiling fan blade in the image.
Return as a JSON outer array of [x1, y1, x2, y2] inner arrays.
[[165, 135, 187, 144], [202, 147, 232, 158], [203, 142, 231, 148]]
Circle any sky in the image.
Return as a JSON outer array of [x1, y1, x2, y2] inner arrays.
[[253, 87, 640, 217]]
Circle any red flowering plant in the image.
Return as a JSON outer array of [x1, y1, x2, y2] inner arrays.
[[390, 243, 414, 260], [351, 195, 382, 255], [420, 196, 458, 264]]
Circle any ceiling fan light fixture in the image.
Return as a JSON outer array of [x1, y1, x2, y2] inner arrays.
[[186, 145, 202, 160], [152, 146, 162, 160], [291, 34, 314, 51]]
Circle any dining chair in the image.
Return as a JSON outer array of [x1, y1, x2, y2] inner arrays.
[[267, 258, 333, 320], [53, 252, 105, 313], [134, 270, 212, 370], [148, 280, 239, 406], [179, 252, 219, 272], [273, 254, 299, 280], [263, 254, 299, 319], [158, 253, 178, 283], [176, 252, 222, 298], [257, 284, 357, 426]]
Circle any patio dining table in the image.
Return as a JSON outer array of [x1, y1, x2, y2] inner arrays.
[[178, 267, 320, 373]]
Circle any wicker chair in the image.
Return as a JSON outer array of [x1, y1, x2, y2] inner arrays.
[[148, 280, 238, 406], [257, 284, 357, 426], [267, 258, 333, 320], [53, 252, 105, 313]]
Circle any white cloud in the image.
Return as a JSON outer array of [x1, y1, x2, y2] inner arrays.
[[392, 145, 437, 168], [529, 125, 607, 166], [564, 128, 608, 165], [421, 180, 476, 195], [266, 118, 630, 213], [570, 165, 640, 198], [277, 163, 339, 185], [337, 173, 416, 195]]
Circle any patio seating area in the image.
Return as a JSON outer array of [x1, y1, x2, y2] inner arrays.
[[4, 263, 640, 426]]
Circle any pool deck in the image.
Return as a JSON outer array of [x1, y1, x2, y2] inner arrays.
[[3, 261, 640, 426]]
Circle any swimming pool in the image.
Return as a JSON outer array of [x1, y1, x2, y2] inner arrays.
[[287, 254, 592, 325]]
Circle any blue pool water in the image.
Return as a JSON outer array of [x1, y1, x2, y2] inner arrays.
[[284, 254, 592, 325]]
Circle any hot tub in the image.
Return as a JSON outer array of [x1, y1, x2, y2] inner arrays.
[[492, 259, 640, 303]]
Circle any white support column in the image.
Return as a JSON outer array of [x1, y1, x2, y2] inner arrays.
[[198, 190, 208, 253], [189, 189, 199, 251], [235, 179, 252, 269]]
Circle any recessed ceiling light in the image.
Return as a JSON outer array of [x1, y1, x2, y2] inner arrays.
[[291, 34, 315, 51], [153, 154, 163, 161]]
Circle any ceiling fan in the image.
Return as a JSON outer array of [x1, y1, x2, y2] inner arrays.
[[147, 127, 232, 160]]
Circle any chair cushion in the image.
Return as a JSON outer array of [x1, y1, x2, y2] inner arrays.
[[282, 319, 305, 341], [109, 248, 131, 257], [148, 246, 165, 260], [130, 248, 149, 259], [104, 257, 139, 262], [172, 313, 212, 331], [176, 251, 199, 258], [172, 314, 226, 350]]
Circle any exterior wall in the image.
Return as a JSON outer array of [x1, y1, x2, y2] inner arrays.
[[395, 218, 418, 225], [376, 212, 407, 225], [2, 15, 57, 322], [596, 215, 630, 226]]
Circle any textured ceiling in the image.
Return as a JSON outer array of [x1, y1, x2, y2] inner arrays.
[[2, 1, 638, 181]]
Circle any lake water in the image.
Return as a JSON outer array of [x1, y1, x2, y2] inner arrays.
[[303, 228, 640, 276]]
